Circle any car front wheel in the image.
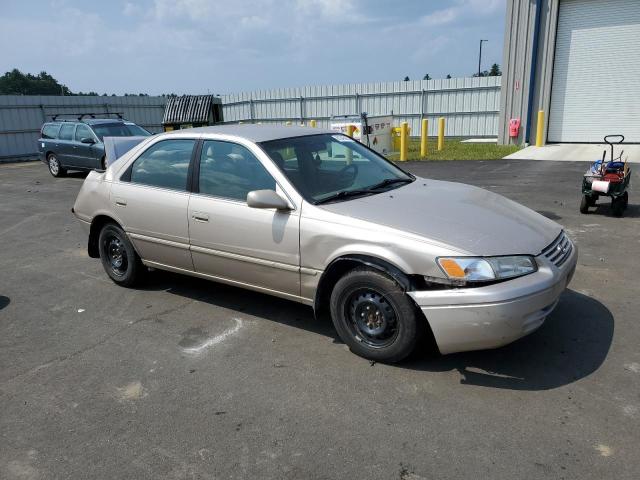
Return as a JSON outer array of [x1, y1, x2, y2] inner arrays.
[[329, 267, 421, 363], [47, 153, 66, 177], [98, 223, 142, 287]]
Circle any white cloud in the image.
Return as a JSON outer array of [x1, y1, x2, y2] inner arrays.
[[421, 7, 459, 26], [123, 2, 142, 17], [296, 0, 352, 17]]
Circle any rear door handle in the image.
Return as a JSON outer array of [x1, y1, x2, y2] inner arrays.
[[192, 212, 209, 222], [115, 198, 127, 207]]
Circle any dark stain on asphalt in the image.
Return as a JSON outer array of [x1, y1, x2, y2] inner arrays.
[[178, 327, 209, 349], [536, 210, 562, 220]]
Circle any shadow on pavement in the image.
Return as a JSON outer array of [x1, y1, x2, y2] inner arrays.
[[142, 272, 613, 391], [146, 271, 336, 339], [0, 295, 9, 310], [402, 290, 613, 390]]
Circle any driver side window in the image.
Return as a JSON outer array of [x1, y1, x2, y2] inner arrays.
[[198, 140, 276, 201]]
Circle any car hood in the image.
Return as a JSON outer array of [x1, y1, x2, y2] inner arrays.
[[319, 178, 562, 256]]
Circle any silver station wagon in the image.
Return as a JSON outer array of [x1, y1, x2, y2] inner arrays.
[[72, 125, 577, 362]]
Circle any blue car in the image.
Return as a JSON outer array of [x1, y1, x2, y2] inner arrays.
[[38, 118, 151, 177]]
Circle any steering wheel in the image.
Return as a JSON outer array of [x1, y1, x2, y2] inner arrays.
[[337, 163, 358, 185]]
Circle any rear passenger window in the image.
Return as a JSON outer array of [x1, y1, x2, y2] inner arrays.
[[58, 124, 75, 141], [198, 140, 276, 201], [41, 124, 60, 139], [129, 139, 194, 191]]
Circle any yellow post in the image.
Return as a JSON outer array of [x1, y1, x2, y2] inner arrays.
[[437, 117, 445, 151], [345, 124, 355, 137], [420, 119, 428, 158], [400, 122, 409, 161], [310, 119, 317, 128], [285, 121, 292, 126], [536, 110, 545, 147], [345, 124, 355, 164]]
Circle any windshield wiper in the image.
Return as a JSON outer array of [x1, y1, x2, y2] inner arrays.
[[314, 189, 376, 205], [366, 177, 413, 191], [315, 178, 414, 205]]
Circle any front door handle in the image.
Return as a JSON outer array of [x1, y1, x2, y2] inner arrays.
[[192, 212, 209, 222], [115, 198, 127, 207]]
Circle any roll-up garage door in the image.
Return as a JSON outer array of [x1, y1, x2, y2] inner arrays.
[[548, 0, 640, 143]]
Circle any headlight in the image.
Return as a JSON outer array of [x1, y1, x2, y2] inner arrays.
[[437, 256, 537, 283]]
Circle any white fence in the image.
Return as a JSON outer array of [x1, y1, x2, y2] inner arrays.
[[0, 76, 501, 160], [221, 76, 501, 137]]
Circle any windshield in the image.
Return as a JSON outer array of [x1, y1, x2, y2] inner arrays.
[[259, 134, 413, 204], [125, 123, 152, 136], [91, 123, 151, 141]]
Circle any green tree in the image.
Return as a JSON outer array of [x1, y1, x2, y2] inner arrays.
[[446, 74, 452, 79], [423, 73, 431, 80], [489, 63, 502, 76], [403, 76, 410, 81], [0, 69, 71, 95]]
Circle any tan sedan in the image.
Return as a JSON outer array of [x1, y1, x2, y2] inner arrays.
[[73, 125, 577, 362]]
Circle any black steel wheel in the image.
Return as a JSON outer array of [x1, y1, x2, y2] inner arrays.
[[346, 289, 400, 348], [330, 267, 423, 363], [98, 223, 142, 287], [47, 153, 66, 177]]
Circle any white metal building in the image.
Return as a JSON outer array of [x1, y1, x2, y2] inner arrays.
[[499, 0, 640, 145]]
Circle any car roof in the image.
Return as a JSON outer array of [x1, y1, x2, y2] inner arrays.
[[186, 124, 334, 143]]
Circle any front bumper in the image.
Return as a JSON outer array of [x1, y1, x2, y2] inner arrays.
[[408, 246, 578, 355]]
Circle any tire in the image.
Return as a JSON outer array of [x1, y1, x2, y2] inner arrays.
[[329, 267, 421, 363], [622, 191, 629, 210], [612, 197, 625, 217], [580, 195, 590, 214], [100, 156, 107, 170], [47, 153, 66, 178], [98, 223, 142, 287]]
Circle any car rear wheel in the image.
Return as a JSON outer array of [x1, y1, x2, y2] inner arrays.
[[98, 223, 142, 287], [329, 267, 421, 363], [47, 153, 66, 177]]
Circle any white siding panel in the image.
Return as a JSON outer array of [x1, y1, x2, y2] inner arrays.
[[549, 0, 640, 142]]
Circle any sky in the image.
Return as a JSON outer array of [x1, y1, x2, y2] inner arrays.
[[0, 0, 506, 96]]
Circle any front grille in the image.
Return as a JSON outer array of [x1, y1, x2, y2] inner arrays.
[[540, 231, 573, 267]]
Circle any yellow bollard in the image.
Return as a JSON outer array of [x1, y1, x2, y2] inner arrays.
[[536, 110, 545, 147], [345, 124, 355, 137], [420, 119, 428, 158], [345, 125, 355, 164], [310, 119, 317, 128], [285, 121, 292, 126], [400, 122, 409, 161], [437, 117, 445, 151]]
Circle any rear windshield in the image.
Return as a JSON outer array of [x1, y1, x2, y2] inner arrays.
[[91, 123, 151, 141], [41, 123, 60, 139]]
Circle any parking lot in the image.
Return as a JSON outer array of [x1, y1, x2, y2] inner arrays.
[[1, 159, 638, 480]]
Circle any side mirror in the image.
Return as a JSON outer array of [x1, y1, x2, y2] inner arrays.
[[81, 137, 96, 144], [246, 190, 290, 210]]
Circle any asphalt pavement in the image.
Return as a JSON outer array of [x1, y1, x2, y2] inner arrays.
[[1, 160, 638, 480]]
